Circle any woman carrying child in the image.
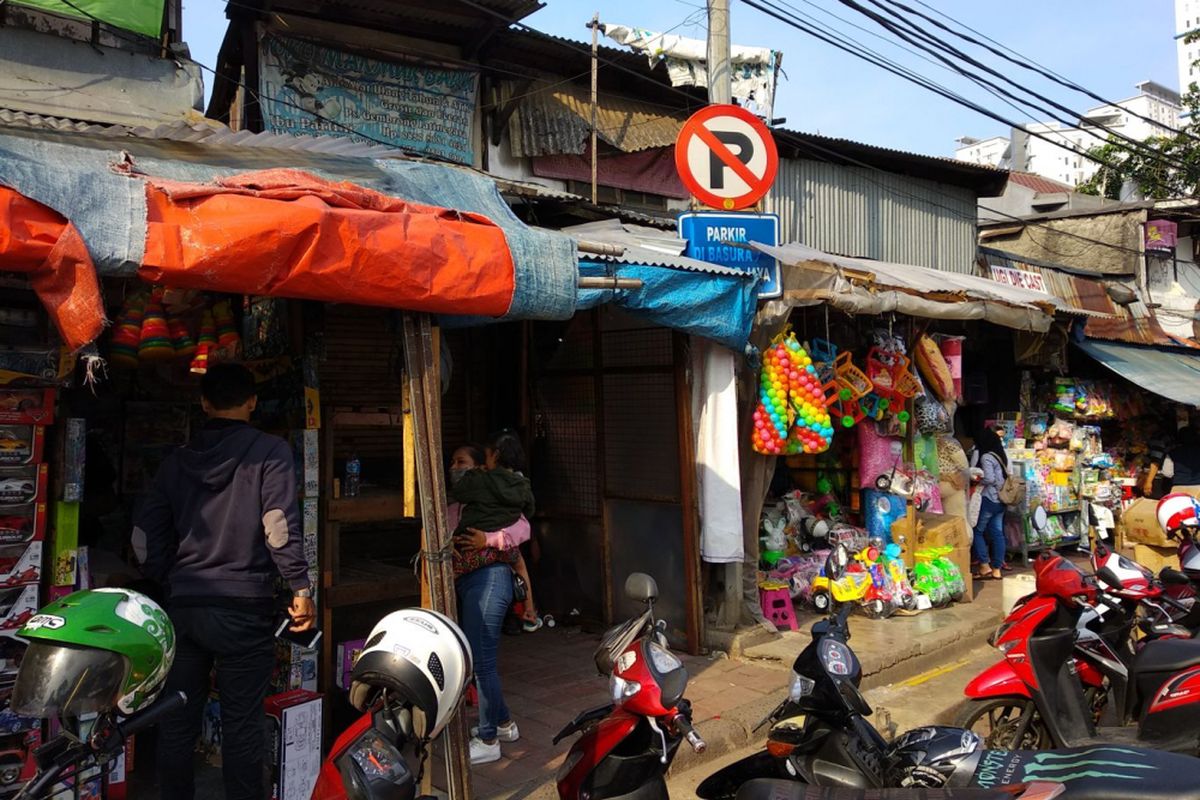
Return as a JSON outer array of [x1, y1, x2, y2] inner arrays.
[[446, 431, 535, 765]]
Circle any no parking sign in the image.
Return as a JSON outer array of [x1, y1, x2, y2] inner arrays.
[[674, 104, 778, 210]]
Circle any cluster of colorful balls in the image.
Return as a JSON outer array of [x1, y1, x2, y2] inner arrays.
[[752, 334, 835, 455]]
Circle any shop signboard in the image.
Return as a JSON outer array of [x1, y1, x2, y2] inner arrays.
[[674, 104, 778, 210], [259, 34, 479, 165], [679, 211, 780, 299], [989, 264, 1048, 294]]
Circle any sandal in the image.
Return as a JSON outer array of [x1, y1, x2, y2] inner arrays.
[[973, 571, 992, 581]]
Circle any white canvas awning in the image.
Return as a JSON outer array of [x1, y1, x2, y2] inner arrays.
[[752, 242, 1082, 332]]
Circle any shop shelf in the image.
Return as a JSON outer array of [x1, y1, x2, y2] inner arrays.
[[328, 489, 413, 523], [324, 561, 419, 609], [1045, 507, 1080, 515]]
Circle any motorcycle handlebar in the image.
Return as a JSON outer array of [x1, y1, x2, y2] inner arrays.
[[120, 691, 187, 738], [1097, 593, 1123, 613], [673, 713, 706, 754]]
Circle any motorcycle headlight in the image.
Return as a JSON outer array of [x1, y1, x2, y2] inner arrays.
[[788, 672, 815, 703], [609, 674, 641, 704]]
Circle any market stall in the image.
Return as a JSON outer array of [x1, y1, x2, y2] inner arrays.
[[736, 242, 1082, 628]]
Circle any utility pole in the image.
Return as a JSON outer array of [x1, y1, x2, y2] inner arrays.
[[707, 0, 742, 630], [589, 12, 600, 205], [707, 0, 732, 106]]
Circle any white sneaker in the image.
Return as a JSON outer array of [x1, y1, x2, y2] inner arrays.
[[469, 737, 501, 765], [470, 720, 520, 742]]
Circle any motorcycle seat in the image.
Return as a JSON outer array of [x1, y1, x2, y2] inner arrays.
[[1132, 637, 1200, 676], [968, 745, 1200, 800]]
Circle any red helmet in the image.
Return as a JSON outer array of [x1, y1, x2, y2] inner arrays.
[[1157, 493, 1200, 535], [1034, 551, 1096, 605]]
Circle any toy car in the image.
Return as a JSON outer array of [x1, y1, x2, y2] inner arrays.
[[0, 481, 33, 506], [0, 394, 39, 413], [0, 433, 28, 463], [0, 518, 28, 542]]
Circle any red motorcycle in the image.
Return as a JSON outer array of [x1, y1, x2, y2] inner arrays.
[[553, 573, 705, 800], [959, 550, 1200, 754]]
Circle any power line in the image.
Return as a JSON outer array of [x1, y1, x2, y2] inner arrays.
[[836, 0, 1193, 176], [743, 0, 1191, 194], [906, 0, 1200, 148]]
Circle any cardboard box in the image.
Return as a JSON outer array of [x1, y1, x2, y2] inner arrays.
[[893, 509, 974, 603], [0, 426, 44, 468], [1120, 497, 1172, 547], [0, 585, 42, 638], [265, 689, 322, 800], [0, 542, 42, 589], [50, 502, 79, 587], [0, 465, 47, 508], [62, 419, 86, 503], [1133, 543, 1180, 574], [0, 389, 53, 425], [0, 501, 46, 547]]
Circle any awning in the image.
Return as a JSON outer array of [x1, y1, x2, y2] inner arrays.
[[1075, 339, 1200, 407], [0, 126, 578, 332], [753, 242, 1065, 332], [567, 219, 759, 350]]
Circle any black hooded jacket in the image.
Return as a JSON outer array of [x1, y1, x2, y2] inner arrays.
[[133, 419, 310, 605]]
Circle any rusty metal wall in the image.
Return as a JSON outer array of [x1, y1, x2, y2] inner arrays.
[[764, 158, 979, 274]]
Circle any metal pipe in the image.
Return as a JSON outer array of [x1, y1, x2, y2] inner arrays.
[[577, 240, 626, 257], [578, 276, 643, 289]]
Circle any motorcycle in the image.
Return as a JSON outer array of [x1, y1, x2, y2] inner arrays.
[[553, 573, 706, 800], [697, 545, 1200, 800], [731, 782, 1066, 800], [1089, 540, 1200, 637], [960, 550, 1200, 755]]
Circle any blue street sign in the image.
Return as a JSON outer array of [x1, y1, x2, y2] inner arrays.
[[678, 212, 781, 300]]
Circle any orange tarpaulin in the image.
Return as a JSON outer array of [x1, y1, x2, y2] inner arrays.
[[0, 186, 105, 349], [139, 169, 516, 316]]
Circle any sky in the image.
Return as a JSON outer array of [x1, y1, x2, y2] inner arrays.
[[181, 0, 1179, 159]]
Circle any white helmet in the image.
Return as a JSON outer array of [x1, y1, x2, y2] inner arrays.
[[1158, 493, 1200, 535], [348, 608, 473, 740]]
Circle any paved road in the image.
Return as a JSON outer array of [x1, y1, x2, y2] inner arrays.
[[665, 644, 1000, 799]]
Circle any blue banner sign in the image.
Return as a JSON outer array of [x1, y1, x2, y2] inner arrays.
[[678, 212, 781, 299]]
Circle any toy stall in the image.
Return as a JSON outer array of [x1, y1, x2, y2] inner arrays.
[[749, 315, 975, 629], [996, 367, 1196, 567]]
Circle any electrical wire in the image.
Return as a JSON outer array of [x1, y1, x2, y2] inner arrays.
[[836, 0, 1193, 176], [743, 0, 1190, 193], [906, 0, 1200, 148]]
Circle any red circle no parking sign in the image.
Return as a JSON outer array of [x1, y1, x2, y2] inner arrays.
[[674, 104, 778, 210]]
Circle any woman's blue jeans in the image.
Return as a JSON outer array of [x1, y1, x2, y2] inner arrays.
[[457, 563, 513, 741], [972, 495, 1007, 570]]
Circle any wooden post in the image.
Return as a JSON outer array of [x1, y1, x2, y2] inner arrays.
[[673, 333, 704, 654], [402, 312, 472, 800], [589, 12, 599, 205]]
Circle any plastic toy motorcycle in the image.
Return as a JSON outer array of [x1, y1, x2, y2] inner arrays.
[[960, 550, 1200, 755], [695, 547, 1200, 800], [809, 555, 872, 614], [553, 573, 705, 800]]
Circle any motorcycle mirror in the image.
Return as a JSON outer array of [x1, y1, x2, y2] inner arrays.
[[625, 573, 659, 604]]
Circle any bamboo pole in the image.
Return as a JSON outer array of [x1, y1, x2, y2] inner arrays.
[[402, 312, 471, 800]]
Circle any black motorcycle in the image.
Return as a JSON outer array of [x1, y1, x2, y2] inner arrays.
[[697, 546, 1200, 800]]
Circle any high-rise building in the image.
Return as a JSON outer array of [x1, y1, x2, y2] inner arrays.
[[1178, 0, 1200, 99]]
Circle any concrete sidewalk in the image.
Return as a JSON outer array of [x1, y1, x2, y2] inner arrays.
[[469, 577, 1011, 800]]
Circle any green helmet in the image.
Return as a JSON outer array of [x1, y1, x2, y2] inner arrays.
[[12, 588, 175, 717]]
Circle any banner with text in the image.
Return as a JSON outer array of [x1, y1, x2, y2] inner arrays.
[[259, 34, 478, 165]]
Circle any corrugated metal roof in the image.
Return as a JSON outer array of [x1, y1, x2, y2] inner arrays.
[[562, 219, 749, 277], [0, 108, 401, 158], [1008, 171, 1073, 194], [773, 128, 1010, 196], [491, 176, 584, 202], [980, 247, 1194, 347], [504, 79, 685, 157]]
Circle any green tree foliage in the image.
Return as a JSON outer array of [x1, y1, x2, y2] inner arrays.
[[1079, 39, 1200, 200]]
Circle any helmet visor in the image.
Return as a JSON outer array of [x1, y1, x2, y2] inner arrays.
[[11, 642, 130, 717]]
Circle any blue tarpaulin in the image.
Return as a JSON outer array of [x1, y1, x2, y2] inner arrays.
[[576, 258, 758, 351]]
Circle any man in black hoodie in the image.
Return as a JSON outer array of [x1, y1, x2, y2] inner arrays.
[[133, 362, 313, 800]]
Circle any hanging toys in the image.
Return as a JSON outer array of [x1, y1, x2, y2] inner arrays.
[[752, 331, 834, 456], [168, 313, 196, 359], [190, 308, 217, 374], [137, 295, 175, 362], [212, 299, 242, 361], [109, 293, 147, 369]]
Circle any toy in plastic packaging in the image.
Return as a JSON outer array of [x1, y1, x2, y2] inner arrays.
[[911, 549, 951, 607], [808, 557, 872, 613], [760, 512, 787, 567], [928, 546, 966, 602]]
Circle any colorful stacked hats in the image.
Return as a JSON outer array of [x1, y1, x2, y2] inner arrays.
[[137, 296, 175, 361], [109, 294, 146, 369]]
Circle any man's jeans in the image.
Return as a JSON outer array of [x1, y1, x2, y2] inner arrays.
[[157, 605, 276, 800]]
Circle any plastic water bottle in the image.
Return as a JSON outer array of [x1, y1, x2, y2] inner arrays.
[[345, 454, 361, 498]]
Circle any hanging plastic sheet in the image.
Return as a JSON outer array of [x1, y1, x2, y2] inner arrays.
[[0, 186, 104, 348]]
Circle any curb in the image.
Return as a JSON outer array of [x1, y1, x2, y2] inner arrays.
[[668, 608, 998, 779]]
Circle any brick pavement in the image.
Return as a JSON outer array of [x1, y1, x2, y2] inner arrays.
[[459, 625, 788, 800]]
